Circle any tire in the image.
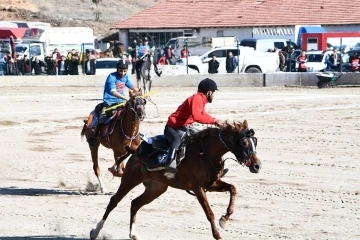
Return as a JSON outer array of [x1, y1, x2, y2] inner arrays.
[[245, 67, 261, 73]]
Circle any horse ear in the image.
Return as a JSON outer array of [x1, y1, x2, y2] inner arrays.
[[243, 120, 248, 129], [233, 121, 242, 130], [129, 90, 133, 98]]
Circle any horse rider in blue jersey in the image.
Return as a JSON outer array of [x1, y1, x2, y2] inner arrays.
[[87, 59, 138, 146], [135, 37, 162, 80]]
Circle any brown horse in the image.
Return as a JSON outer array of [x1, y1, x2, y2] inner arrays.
[[90, 120, 261, 240], [80, 90, 147, 193]]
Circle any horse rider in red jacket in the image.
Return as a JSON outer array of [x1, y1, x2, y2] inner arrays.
[[163, 78, 225, 179]]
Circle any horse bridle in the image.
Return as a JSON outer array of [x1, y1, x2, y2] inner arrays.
[[119, 96, 146, 143], [128, 95, 146, 121], [219, 129, 257, 166]]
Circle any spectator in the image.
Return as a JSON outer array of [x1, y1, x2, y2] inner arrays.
[[52, 48, 62, 75], [4, 56, 15, 75], [32, 57, 45, 75], [155, 49, 162, 64], [129, 40, 137, 75], [349, 52, 359, 72], [58, 55, 68, 75], [164, 45, 177, 65], [45, 53, 55, 75], [69, 55, 79, 75], [85, 55, 96, 75], [181, 45, 190, 58], [326, 49, 339, 71], [208, 55, 219, 74], [297, 50, 307, 72], [225, 51, 238, 73]]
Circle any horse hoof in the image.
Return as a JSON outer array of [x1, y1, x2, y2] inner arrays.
[[90, 229, 98, 240], [130, 234, 143, 240], [219, 215, 228, 229], [108, 167, 117, 176]]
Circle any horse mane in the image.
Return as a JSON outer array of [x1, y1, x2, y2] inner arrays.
[[188, 121, 233, 144]]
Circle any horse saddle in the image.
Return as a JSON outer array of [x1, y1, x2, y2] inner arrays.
[[86, 103, 123, 137], [136, 129, 192, 172]]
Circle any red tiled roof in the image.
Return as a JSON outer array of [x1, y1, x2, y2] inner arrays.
[[113, 0, 360, 29]]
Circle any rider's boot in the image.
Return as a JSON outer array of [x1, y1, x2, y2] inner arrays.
[[163, 148, 178, 179], [87, 110, 106, 147]]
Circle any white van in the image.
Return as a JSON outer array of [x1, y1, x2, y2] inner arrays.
[[240, 38, 299, 52]]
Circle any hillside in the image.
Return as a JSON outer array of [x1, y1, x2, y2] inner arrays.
[[0, 0, 159, 37]]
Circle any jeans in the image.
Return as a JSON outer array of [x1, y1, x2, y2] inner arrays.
[[164, 125, 188, 149]]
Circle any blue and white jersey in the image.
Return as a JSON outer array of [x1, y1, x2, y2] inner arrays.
[[138, 45, 150, 58], [103, 72, 134, 106]]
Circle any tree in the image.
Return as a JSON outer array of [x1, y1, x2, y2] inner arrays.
[[92, 0, 102, 21]]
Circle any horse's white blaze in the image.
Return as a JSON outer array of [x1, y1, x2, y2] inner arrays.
[[249, 138, 256, 152]]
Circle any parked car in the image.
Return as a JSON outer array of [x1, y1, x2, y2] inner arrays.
[[240, 38, 299, 52], [179, 46, 279, 74], [303, 50, 351, 72], [94, 58, 132, 76]]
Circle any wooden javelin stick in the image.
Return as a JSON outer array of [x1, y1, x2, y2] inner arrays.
[[104, 90, 159, 112]]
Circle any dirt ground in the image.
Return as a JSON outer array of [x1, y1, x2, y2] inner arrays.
[[0, 86, 359, 240]]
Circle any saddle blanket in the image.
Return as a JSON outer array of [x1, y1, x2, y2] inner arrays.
[[136, 142, 169, 171]]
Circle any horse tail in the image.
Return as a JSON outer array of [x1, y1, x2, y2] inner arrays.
[[80, 120, 87, 139]]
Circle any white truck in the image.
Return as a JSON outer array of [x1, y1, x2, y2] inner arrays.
[[163, 36, 236, 58], [180, 46, 279, 74], [0, 27, 95, 61]]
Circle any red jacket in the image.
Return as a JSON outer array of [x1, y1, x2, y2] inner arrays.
[[166, 92, 216, 129]]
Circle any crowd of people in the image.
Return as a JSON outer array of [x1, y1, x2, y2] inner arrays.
[[1, 48, 98, 76]]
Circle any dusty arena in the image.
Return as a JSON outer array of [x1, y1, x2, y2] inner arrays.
[[0, 85, 359, 240]]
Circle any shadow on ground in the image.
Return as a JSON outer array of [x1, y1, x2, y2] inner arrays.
[[0, 187, 112, 196], [0, 236, 130, 240]]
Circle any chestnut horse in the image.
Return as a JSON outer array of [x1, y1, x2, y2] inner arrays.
[[80, 91, 147, 193], [90, 120, 261, 240]]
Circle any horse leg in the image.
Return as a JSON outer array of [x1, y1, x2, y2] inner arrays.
[[142, 77, 148, 97], [108, 151, 126, 177], [148, 79, 152, 99], [129, 180, 168, 240], [208, 179, 236, 229], [90, 164, 144, 240], [108, 151, 131, 177], [90, 144, 105, 193], [193, 187, 222, 240]]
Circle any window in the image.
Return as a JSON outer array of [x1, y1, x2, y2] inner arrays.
[[16, 46, 27, 53], [217, 30, 224, 37], [306, 54, 323, 62], [96, 60, 118, 69], [30, 45, 41, 56], [274, 42, 285, 49], [129, 31, 183, 49], [308, 38, 318, 44], [208, 50, 226, 58], [240, 40, 256, 49], [227, 49, 239, 56]]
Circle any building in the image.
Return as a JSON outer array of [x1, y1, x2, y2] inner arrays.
[[112, 0, 360, 50]]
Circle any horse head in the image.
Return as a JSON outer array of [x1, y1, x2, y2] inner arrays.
[[221, 120, 261, 173], [127, 89, 147, 121]]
